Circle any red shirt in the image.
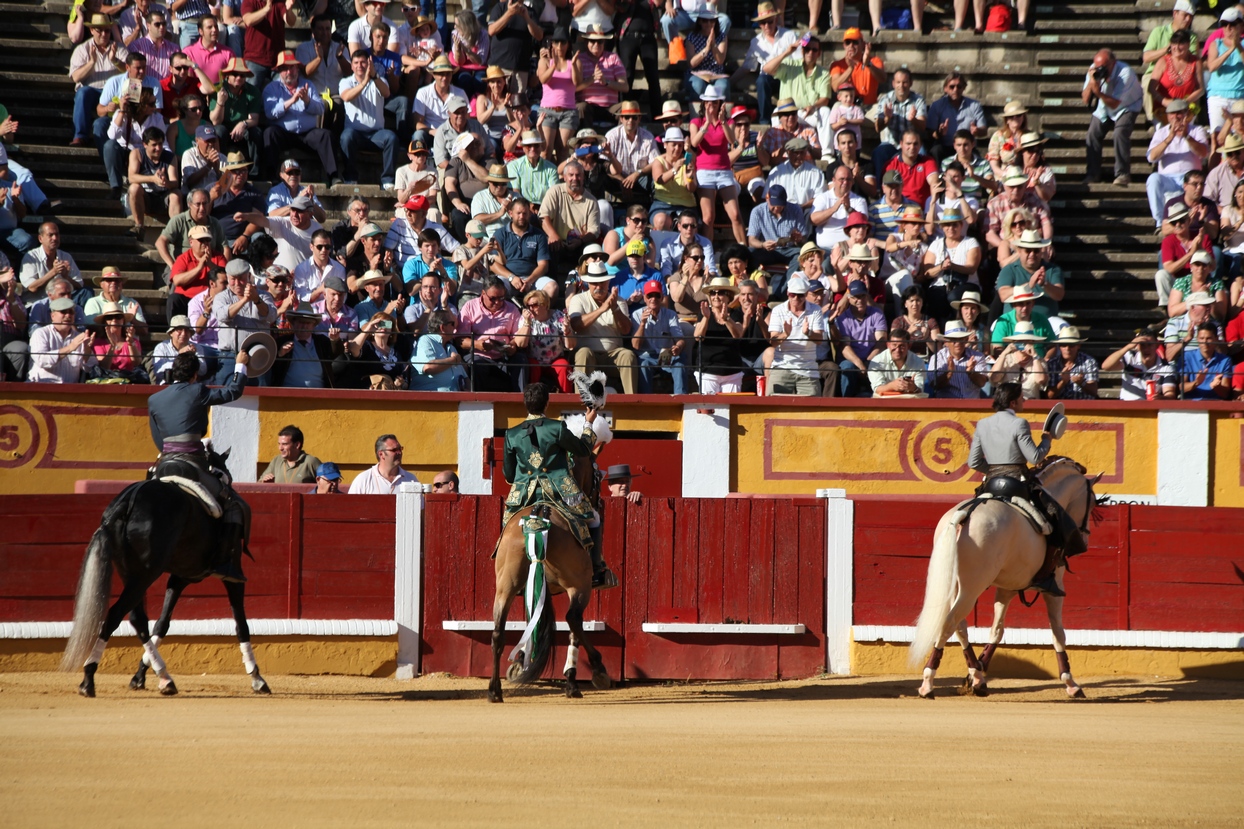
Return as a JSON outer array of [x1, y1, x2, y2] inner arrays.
[[172, 250, 228, 298], [242, 0, 286, 68], [885, 154, 938, 205], [160, 75, 208, 124], [1159, 232, 1213, 279]]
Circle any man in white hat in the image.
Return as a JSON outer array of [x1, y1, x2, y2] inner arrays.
[[989, 285, 1055, 352], [996, 229, 1065, 316], [1081, 48, 1143, 186], [1204, 132, 1244, 210], [985, 165, 1052, 252], [27, 297, 98, 384], [1044, 326, 1098, 400], [152, 314, 208, 383], [1163, 290, 1223, 362], [766, 138, 825, 211], [733, 1, 797, 122], [432, 94, 490, 171], [414, 54, 467, 135], [767, 275, 825, 396], [567, 261, 638, 395], [1140, 0, 1198, 121], [1145, 99, 1209, 227], [927, 320, 989, 399], [506, 130, 559, 206], [209, 257, 274, 384]]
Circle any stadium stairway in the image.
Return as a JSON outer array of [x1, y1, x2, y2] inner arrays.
[[0, 0, 1197, 352]]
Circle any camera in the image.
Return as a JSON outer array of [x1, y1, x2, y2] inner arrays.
[[1092, 64, 1109, 83]]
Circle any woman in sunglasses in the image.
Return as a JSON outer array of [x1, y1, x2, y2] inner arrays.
[[668, 243, 709, 321], [996, 206, 1036, 271], [603, 203, 655, 268], [349, 312, 409, 390], [512, 289, 574, 392]]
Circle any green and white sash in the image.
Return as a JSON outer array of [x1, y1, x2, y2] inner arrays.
[[509, 513, 551, 669]]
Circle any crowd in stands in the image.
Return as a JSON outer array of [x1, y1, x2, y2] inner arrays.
[[1, 0, 1243, 400]]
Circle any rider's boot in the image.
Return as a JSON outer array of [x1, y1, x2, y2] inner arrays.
[[213, 520, 247, 583], [588, 525, 618, 589], [1027, 542, 1065, 597]]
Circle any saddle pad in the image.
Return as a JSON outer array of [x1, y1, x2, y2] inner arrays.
[[976, 493, 1053, 535], [156, 475, 223, 519]]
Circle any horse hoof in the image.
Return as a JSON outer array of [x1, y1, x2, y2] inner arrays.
[[591, 671, 612, 690], [957, 680, 973, 696], [129, 676, 146, 691], [159, 680, 178, 696], [566, 683, 583, 699], [1069, 687, 1086, 699], [918, 689, 935, 700], [79, 681, 95, 698], [973, 685, 990, 697], [506, 662, 523, 682], [488, 691, 504, 703], [252, 677, 271, 694]]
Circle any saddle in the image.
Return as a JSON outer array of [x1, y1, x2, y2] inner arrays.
[[152, 455, 224, 520], [973, 476, 1053, 536]]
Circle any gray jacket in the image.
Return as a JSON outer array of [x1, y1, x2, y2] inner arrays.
[[968, 408, 1050, 474]]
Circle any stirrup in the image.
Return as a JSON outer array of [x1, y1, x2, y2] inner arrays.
[[1027, 573, 1064, 597], [592, 567, 619, 589]]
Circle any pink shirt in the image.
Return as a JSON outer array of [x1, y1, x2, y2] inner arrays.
[[183, 41, 232, 86], [690, 118, 731, 171], [457, 296, 521, 360], [540, 62, 577, 110], [577, 51, 625, 107]]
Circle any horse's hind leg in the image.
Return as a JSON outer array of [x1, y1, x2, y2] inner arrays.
[[489, 579, 519, 704], [1044, 574, 1085, 699], [81, 580, 152, 698], [225, 580, 270, 694], [919, 594, 975, 699], [127, 599, 152, 691], [564, 588, 611, 693]]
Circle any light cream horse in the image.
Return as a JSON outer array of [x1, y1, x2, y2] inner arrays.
[[909, 457, 1101, 699]]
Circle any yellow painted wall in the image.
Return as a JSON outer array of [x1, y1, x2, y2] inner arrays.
[[1211, 413, 1244, 508], [257, 398, 458, 483], [733, 406, 1157, 497]]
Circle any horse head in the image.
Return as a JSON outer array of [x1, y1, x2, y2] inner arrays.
[[208, 447, 233, 486]]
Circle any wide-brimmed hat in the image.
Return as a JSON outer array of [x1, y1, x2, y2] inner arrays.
[[1166, 203, 1191, 223], [772, 98, 798, 116], [571, 128, 602, 147], [285, 301, 321, 319], [220, 151, 250, 172], [239, 330, 278, 377], [951, 289, 984, 310], [753, 1, 780, 21], [484, 65, 507, 82], [578, 243, 606, 263], [414, 14, 437, 31], [700, 86, 725, 103], [85, 13, 113, 29], [656, 100, 687, 121], [484, 163, 511, 183], [355, 270, 389, 289], [1222, 133, 1244, 155], [797, 241, 823, 261], [274, 50, 302, 70], [1014, 229, 1051, 249], [1003, 321, 1044, 342], [93, 266, 127, 286], [1043, 402, 1068, 440], [844, 211, 870, 230], [897, 205, 925, 223], [603, 463, 634, 481], [663, 126, 686, 144], [847, 243, 874, 261], [704, 276, 738, 295], [429, 54, 453, 74], [222, 57, 252, 76], [936, 208, 966, 225], [1185, 290, 1216, 306], [93, 300, 134, 325], [168, 315, 193, 331], [1004, 285, 1045, 304], [520, 130, 544, 146], [1019, 132, 1047, 150], [942, 320, 971, 340], [616, 100, 642, 117], [1002, 166, 1028, 186], [580, 262, 612, 283], [1002, 101, 1029, 118], [581, 23, 613, 39], [1051, 325, 1085, 344]]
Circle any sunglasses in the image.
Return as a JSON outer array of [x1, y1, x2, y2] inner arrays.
[[679, 224, 697, 230], [431, 481, 452, 488], [947, 83, 964, 90], [708, 290, 730, 297], [524, 302, 542, 309], [621, 115, 639, 121], [268, 278, 291, 284], [629, 217, 648, 224], [312, 244, 331, 250], [686, 255, 704, 261]]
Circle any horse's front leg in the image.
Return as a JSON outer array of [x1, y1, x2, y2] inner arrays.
[[1044, 570, 1085, 699], [225, 580, 269, 694]]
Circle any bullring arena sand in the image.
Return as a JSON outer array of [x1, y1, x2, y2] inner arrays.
[[3, 671, 1242, 827]]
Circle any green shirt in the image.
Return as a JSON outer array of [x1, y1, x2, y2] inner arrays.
[[990, 309, 1056, 348], [260, 451, 322, 484], [506, 156, 560, 206], [996, 260, 1065, 316], [773, 59, 831, 111], [210, 85, 261, 127]]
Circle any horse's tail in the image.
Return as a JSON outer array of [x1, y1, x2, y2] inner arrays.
[[510, 562, 555, 686], [908, 507, 966, 669], [59, 525, 115, 672]]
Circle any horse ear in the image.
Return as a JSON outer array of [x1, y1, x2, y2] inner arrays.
[[1090, 472, 1104, 486], [220, 447, 232, 462]]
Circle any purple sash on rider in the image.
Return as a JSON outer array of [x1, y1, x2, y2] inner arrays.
[[162, 441, 205, 454]]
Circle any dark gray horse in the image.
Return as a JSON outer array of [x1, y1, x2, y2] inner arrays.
[[59, 449, 270, 697]]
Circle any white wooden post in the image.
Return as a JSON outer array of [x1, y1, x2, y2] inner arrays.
[[394, 483, 424, 679], [820, 488, 853, 676]]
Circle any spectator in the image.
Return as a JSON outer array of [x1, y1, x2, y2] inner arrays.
[[27, 297, 97, 383], [431, 470, 459, 492], [471, 163, 516, 238], [880, 205, 928, 310], [0, 256, 26, 378], [402, 231, 459, 291], [443, 133, 490, 239], [1177, 323, 1234, 399], [120, 0, 162, 48], [866, 329, 927, 397], [985, 100, 1029, 180], [183, 14, 232, 88], [1205, 133, 1244, 209], [412, 308, 468, 391], [567, 263, 637, 394], [293, 228, 345, 304], [316, 275, 360, 335], [355, 269, 406, 327], [512, 288, 573, 392], [259, 264, 298, 329], [297, 16, 347, 131], [761, 34, 830, 114], [539, 160, 601, 273], [830, 131, 874, 202], [1082, 48, 1143, 186], [267, 159, 326, 221], [335, 204, 388, 278], [387, 195, 459, 267], [1218, 179, 1244, 282], [950, 288, 990, 349], [25, 277, 87, 335], [603, 100, 658, 207], [658, 210, 718, 278], [1205, 9, 1244, 134], [235, 195, 322, 271], [447, 9, 487, 97], [213, 158, 265, 248], [733, 2, 795, 123], [85, 267, 147, 335], [151, 314, 206, 383], [985, 167, 1053, 251], [1043, 326, 1099, 399], [94, 52, 163, 157], [995, 205, 1035, 272], [312, 462, 345, 494], [870, 67, 926, 174], [604, 463, 642, 501], [345, 311, 408, 388], [1164, 291, 1222, 360], [1149, 29, 1203, 126], [164, 63, 211, 138], [683, 10, 729, 101], [927, 72, 987, 161], [988, 323, 1048, 399], [396, 138, 438, 207], [649, 128, 697, 232], [486, 0, 543, 95], [181, 123, 221, 194], [1102, 327, 1177, 400], [70, 16, 127, 148], [209, 58, 262, 177], [766, 275, 825, 396], [691, 276, 745, 393], [747, 184, 807, 266], [259, 424, 322, 483], [884, 130, 938, 207], [348, 0, 392, 54], [927, 320, 988, 399], [1017, 132, 1055, 204], [667, 243, 709, 319], [690, 88, 746, 243], [187, 264, 226, 366], [1169, 250, 1227, 321], [126, 125, 182, 233], [1161, 170, 1218, 244], [811, 164, 869, 250], [339, 50, 398, 189], [20, 223, 83, 307], [131, 10, 178, 82], [262, 51, 341, 188], [765, 138, 825, 211], [925, 162, 979, 232], [1217, 101, 1244, 162], [401, 271, 452, 334], [989, 286, 1055, 351], [1157, 204, 1215, 307], [273, 303, 343, 388], [507, 130, 559, 206], [758, 99, 822, 169], [456, 274, 521, 391], [1140, 0, 1198, 122], [210, 257, 273, 383], [104, 88, 165, 200], [240, 0, 293, 91], [943, 128, 996, 201], [349, 434, 420, 493], [1146, 100, 1209, 227], [828, 28, 884, 107], [490, 196, 550, 296], [534, 29, 580, 162], [868, 169, 913, 243], [996, 229, 1064, 316], [452, 222, 494, 302], [630, 278, 687, 393], [890, 284, 939, 357], [415, 55, 468, 136], [157, 187, 224, 282]]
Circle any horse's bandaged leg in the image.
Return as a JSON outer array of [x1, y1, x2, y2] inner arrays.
[[141, 634, 162, 667], [587, 510, 601, 528], [87, 637, 107, 667], [142, 638, 168, 677], [1056, 649, 1071, 681], [563, 644, 579, 676], [240, 641, 257, 674], [979, 642, 998, 671]]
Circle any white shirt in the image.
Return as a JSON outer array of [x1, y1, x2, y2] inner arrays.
[[181, 144, 219, 191], [295, 38, 344, 97], [20, 248, 83, 305], [28, 326, 97, 383], [292, 257, 345, 302], [266, 215, 323, 272], [812, 189, 869, 248], [347, 15, 394, 51], [768, 301, 825, 377], [743, 27, 799, 74], [340, 75, 385, 131], [926, 236, 980, 286], [1148, 123, 1210, 177], [414, 82, 468, 132], [348, 464, 419, 494], [767, 161, 827, 209]]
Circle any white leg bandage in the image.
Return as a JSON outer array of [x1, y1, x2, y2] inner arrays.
[[142, 638, 168, 676], [563, 644, 579, 676], [87, 637, 107, 666], [240, 642, 257, 674]]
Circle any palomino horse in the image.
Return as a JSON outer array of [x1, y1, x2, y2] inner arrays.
[[488, 452, 612, 703], [909, 457, 1101, 699], [59, 449, 271, 698]]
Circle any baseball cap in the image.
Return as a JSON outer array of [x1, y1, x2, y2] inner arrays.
[[625, 238, 648, 257], [359, 222, 385, 238], [848, 280, 869, 297], [643, 279, 664, 296], [465, 219, 486, 238], [445, 95, 468, 112], [843, 26, 862, 41], [404, 194, 429, 211], [49, 297, 76, 312], [787, 276, 810, 295], [1173, 0, 1194, 13], [189, 225, 214, 242], [315, 462, 343, 481], [280, 158, 301, 172], [768, 184, 787, 205], [1191, 250, 1214, 265], [194, 124, 218, 141], [289, 194, 314, 211]]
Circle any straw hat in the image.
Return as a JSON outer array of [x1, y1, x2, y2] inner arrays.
[[942, 320, 972, 339], [1221, 133, 1244, 155], [1002, 166, 1028, 187], [772, 98, 798, 115], [485, 65, 507, 82], [429, 54, 453, 74], [85, 13, 113, 29], [951, 289, 984, 310], [897, 205, 925, 223], [1002, 100, 1029, 118], [1019, 132, 1047, 150], [274, 50, 302, 70], [656, 100, 687, 121], [616, 100, 642, 117], [484, 163, 511, 183], [355, 270, 389, 289], [93, 300, 134, 325], [571, 128, 602, 148], [753, 1, 780, 21], [580, 262, 612, 283], [1013, 229, 1051, 249], [222, 57, 252, 76], [220, 151, 250, 172], [1051, 325, 1085, 344], [936, 208, 966, 225], [704, 276, 739, 295], [1004, 285, 1046, 304], [93, 266, 128, 286], [797, 241, 823, 261], [1003, 321, 1044, 342], [520, 130, 544, 146], [847, 243, 874, 261]]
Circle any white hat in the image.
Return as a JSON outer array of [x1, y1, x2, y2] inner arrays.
[[951, 289, 984, 310], [1002, 166, 1028, 187], [1173, 0, 1194, 14], [1014, 229, 1052, 249], [700, 86, 725, 103], [1185, 291, 1216, 307], [1004, 285, 1045, 304], [787, 276, 810, 294], [520, 130, 544, 146], [1051, 325, 1085, 344], [664, 127, 686, 143], [942, 320, 971, 339], [1003, 321, 1044, 342], [580, 262, 612, 283]]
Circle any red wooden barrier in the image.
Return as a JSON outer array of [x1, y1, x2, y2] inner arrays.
[[853, 501, 1244, 633], [0, 494, 395, 624]]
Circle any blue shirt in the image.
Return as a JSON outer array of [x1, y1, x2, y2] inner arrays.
[[926, 95, 987, 148], [629, 305, 682, 357], [402, 256, 459, 286], [410, 334, 466, 391], [494, 224, 550, 280], [282, 337, 325, 388], [263, 78, 325, 134], [99, 73, 164, 110], [266, 182, 324, 214], [612, 267, 664, 304], [1083, 60, 1143, 122], [746, 203, 808, 244], [1179, 347, 1233, 399]]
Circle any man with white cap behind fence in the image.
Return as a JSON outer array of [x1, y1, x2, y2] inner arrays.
[[152, 314, 207, 383], [767, 275, 825, 396]]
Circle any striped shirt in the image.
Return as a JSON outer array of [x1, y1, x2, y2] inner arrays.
[[604, 125, 658, 176], [927, 346, 989, 399], [506, 156, 559, 206], [174, 0, 211, 21], [131, 36, 179, 82], [869, 198, 918, 242]]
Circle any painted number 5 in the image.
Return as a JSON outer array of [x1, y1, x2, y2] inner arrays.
[[0, 424, 19, 452], [930, 436, 953, 465]]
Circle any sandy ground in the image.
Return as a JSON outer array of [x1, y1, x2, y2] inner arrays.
[[2, 671, 1242, 828]]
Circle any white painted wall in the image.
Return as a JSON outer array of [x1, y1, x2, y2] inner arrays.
[[1156, 410, 1210, 507], [681, 404, 731, 498], [210, 396, 260, 482], [457, 401, 494, 495]]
